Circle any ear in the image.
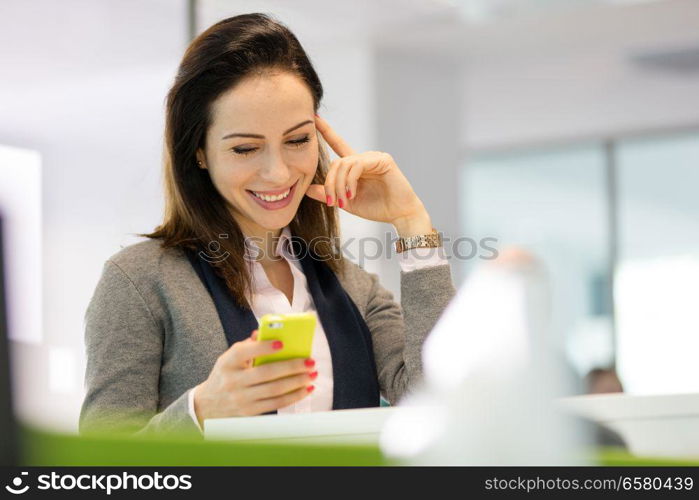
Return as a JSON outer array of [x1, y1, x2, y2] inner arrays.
[[196, 149, 207, 170]]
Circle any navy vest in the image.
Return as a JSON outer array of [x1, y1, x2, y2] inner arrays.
[[184, 236, 380, 413]]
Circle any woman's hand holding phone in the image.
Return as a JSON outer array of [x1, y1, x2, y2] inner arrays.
[[192, 329, 318, 427]]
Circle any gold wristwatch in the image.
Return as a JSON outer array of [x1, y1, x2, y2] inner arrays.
[[395, 227, 443, 253]]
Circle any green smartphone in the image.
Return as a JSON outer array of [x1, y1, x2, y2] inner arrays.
[[252, 312, 316, 367]]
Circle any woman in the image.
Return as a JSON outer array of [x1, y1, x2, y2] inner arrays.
[[79, 13, 456, 438]]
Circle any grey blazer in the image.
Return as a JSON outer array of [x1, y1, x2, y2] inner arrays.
[[79, 238, 456, 438]]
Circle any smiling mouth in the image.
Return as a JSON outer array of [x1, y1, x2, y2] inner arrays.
[[246, 179, 299, 204]]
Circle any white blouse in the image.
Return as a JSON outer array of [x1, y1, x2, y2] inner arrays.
[[187, 226, 447, 432]]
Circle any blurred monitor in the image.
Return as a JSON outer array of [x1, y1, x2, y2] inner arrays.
[[0, 214, 18, 465]]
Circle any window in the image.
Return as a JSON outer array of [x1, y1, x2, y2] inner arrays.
[[616, 132, 699, 394]]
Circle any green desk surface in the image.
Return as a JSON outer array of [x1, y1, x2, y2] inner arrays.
[[16, 424, 699, 467], [18, 424, 386, 466], [596, 447, 699, 467]]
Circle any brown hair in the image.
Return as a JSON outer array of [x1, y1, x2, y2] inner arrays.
[[141, 13, 342, 309]]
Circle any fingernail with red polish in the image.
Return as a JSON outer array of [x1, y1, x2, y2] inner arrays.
[[309, 371, 318, 380], [346, 189, 352, 199], [307, 385, 315, 393], [272, 340, 283, 350], [326, 195, 332, 206], [338, 198, 344, 208], [304, 359, 315, 368]]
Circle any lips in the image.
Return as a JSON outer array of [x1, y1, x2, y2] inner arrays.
[[246, 179, 299, 210]]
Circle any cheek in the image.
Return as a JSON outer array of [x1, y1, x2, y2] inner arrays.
[[208, 164, 250, 195], [297, 148, 319, 176]]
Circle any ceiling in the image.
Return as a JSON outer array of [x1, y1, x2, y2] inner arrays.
[[197, 0, 699, 64]]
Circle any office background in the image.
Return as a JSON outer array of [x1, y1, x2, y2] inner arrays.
[[1, 0, 698, 433]]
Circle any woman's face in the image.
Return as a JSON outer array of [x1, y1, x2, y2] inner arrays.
[[198, 70, 319, 235]]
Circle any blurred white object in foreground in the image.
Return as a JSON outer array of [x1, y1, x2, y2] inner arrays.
[[380, 249, 587, 464]]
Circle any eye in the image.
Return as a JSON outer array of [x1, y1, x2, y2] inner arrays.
[[231, 135, 310, 156], [232, 146, 258, 156], [287, 135, 310, 148]]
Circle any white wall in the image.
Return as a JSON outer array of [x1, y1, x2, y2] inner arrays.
[[375, 49, 465, 290]]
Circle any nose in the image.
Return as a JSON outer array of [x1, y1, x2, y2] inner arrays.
[[259, 148, 292, 186]]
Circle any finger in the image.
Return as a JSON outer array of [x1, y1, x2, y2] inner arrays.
[[247, 384, 314, 415], [222, 336, 284, 369], [242, 357, 315, 386], [334, 160, 354, 209], [243, 330, 258, 369], [314, 115, 355, 158], [324, 159, 340, 206], [246, 371, 317, 401], [345, 161, 364, 201]]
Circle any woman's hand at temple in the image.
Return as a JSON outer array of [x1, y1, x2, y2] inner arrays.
[[305, 115, 433, 238], [192, 330, 317, 427]]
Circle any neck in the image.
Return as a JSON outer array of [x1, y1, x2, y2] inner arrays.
[[238, 220, 284, 264]]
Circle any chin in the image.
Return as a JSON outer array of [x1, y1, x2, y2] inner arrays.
[[249, 207, 298, 230]]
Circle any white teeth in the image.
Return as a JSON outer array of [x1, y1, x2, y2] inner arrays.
[[252, 188, 290, 202]]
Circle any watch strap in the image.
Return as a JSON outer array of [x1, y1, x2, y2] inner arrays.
[[395, 227, 442, 253]]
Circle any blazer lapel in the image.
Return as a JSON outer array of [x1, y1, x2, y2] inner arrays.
[[185, 249, 258, 347]]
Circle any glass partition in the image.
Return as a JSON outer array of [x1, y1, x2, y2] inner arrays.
[[461, 145, 613, 383]]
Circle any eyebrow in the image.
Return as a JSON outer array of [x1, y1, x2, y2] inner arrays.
[[221, 119, 314, 141]]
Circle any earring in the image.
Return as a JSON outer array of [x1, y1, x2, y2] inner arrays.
[[197, 160, 202, 167]]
